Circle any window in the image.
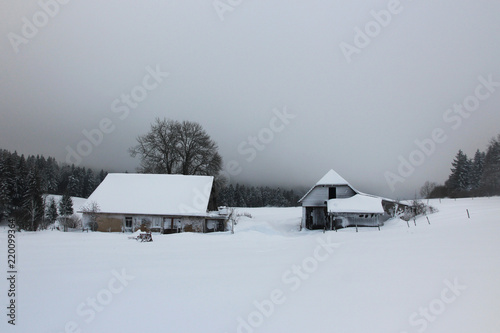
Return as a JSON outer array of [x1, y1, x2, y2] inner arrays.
[[125, 217, 132, 228], [329, 187, 336, 199]]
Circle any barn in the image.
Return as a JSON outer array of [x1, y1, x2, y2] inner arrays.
[[299, 170, 394, 230], [80, 173, 227, 233]]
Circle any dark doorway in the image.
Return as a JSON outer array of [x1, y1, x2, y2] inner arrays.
[[305, 207, 328, 230], [329, 187, 336, 199]]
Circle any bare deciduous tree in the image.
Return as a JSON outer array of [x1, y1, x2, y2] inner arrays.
[[81, 201, 100, 231], [420, 181, 437, 199], [129, 118, 222, 177]]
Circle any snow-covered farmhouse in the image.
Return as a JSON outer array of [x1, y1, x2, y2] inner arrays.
[[299, 170, 395, 230], [81, 173, 227, 233]]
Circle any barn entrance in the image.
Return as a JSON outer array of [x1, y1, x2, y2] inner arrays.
[[305, 207, 328, 230]]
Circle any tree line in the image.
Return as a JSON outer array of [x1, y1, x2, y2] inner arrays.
[[422, 134, 500, 198], [0, 149, 108, 230], [217, 183, 302, 208], [0, 143, 302, 232]]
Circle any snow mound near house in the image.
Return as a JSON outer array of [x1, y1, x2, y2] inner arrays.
[[234, 207, 302, 236], [327, 194, 384, 213]]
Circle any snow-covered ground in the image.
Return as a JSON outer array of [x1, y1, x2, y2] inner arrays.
[[1, 198, 499, 332]]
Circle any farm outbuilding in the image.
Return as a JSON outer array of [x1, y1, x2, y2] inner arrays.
[[299, 170, 397, 230], [80, 173, 227, 233]]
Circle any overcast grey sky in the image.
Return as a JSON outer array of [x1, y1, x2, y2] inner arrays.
[[1, 0, 499, 199]]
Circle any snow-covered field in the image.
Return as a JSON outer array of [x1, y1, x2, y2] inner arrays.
[[1, 198, 499, 333]]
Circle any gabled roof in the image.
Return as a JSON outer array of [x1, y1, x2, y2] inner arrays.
[[82, 173, 213, 216], [327, 194, 384, 214], [299, 169, 357, 203], [316, 169, 350, 186]]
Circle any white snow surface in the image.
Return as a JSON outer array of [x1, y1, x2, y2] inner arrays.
[[1, 197, 500, 332], [328, 194, 385, 213], [83, 173, 214, 216]]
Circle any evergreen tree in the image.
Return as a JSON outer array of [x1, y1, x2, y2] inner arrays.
[[11, 155, 28, 220], [470, 149, 485, 190], [270, 187, 287, 207], [45, 158, 59, 194], [225, 184, 236, 206], [445, 150, 470, 194], [0, 153, 15, 219], [262, 187, 274, 206], [22, 167, 44, 231], [215, 183, 302, 207], [57, 164, 73, 194], [480, 134, 500, 195], [59, 193, 74, 217], [428, 185, 448, 198], [283, 189, 300, 206], [36, 155, 49, 193], [0, 148, 107, 216], [26, 155, 36, 170], [234, 184, 247, 207], [83, 169, 95, 197], [246, 186, 261, 207], [67, 174, 80, 197], [45, 197, 59, 225], [99, 169, 108, 182], [58, 193, 75, 230]]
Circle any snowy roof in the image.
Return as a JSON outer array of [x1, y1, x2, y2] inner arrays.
[[316, 169, 350, 186], [327, 194, 384, 214], [299, 169, 356, 203], [82, 173, 213, 216]]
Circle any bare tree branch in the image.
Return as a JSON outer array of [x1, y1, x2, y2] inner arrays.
[[129, 118, 222, 177]]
